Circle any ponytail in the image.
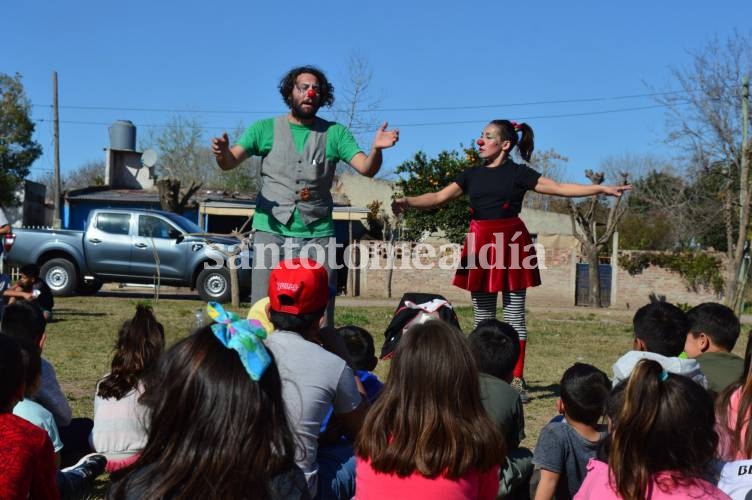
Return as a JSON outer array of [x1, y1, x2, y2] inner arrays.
[[489, 120, 535, 162], [516, 123, 534, 162], [609, 359, 716, 500]]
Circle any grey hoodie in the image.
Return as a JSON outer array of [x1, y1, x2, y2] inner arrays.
[[611, 351, 709, 389]]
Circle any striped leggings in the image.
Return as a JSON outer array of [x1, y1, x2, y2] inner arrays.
[[471, 290, 527, 340]]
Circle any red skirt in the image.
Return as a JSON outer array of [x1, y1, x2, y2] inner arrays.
[[452, 217, 541, 293]]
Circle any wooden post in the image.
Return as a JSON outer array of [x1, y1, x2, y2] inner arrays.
[[52, 71, 61, 229]]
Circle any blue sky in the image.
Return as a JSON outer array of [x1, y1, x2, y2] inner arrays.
[[3, 0, 750, 185]]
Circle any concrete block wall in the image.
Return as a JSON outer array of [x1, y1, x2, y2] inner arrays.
[[352, 240, 725, 309]]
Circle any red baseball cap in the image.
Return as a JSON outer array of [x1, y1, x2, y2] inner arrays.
[[268, 258, 331, 315]]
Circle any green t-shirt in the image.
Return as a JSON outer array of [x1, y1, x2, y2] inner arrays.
[[238, 117, 362, 237]]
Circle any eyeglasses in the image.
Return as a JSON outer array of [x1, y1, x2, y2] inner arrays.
[[295, 83, 321, 95]]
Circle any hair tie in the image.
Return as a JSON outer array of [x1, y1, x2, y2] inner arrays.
[[207, 302, 271, 381], [659, 370, 669, 382], [510, 121, 521, 131]]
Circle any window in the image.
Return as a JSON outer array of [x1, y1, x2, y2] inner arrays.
[[138, 215, 174, 239], [95, 213, 131, 235]]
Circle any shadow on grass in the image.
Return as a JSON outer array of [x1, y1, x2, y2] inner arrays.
[[528, 382, 560, 401], [94, 291, 200, 301], [50, 309, 108, 320]]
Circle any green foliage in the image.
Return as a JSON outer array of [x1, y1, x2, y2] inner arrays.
[[0, 73, 42, 206], [686, 161, 737, 252], [618, 212, 676, 250], [394, 147, 476, 244], [618, 251, 724, 294], [365, 200, 385, 239]]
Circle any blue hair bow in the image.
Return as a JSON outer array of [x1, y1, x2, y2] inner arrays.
[[206, 302, 271, 381]]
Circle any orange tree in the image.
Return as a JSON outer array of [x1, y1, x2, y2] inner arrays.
[[393, 146, 478, 244]]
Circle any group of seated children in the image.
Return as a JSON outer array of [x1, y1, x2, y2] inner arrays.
[[531, 300, 748, 500], [6, 254, 752, 499], [0, 300, 105, 499]]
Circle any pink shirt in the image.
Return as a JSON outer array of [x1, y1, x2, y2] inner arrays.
[[355, 457, 500, 500], [717, 387, 750, 461], [575, 459, 730, 499]]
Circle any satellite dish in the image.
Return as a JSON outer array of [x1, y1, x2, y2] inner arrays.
[[141, 149, 158, 168]]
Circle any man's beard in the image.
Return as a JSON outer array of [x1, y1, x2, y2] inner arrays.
[[291, 101, 319, 120]]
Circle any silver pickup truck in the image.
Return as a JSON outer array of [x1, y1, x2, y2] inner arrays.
[[2, 208, 252, 303]]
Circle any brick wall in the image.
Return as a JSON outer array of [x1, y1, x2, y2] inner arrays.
[[351, 239, 724, 309]]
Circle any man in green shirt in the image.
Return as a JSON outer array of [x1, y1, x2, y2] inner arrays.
[[212, 65, 399, 324]]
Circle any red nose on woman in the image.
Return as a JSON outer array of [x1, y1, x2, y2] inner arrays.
[[476, 139, 485, 146]]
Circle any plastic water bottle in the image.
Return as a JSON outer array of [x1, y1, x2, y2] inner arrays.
[[194, 309, 204, 329]]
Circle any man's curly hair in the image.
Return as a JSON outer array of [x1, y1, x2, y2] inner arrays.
[[278, 65, 335, 109]]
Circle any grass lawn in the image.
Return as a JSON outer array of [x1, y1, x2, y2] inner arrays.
[[41, 292, 724, 498]]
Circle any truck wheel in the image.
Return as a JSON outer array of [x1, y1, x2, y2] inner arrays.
[[40, 258, 78, 296], [196, 267, 231, 303], [77, 279, 103, 295]]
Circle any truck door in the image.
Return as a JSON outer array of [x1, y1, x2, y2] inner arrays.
[[130, 214, 187, 281], [85, 212, 133, 277]]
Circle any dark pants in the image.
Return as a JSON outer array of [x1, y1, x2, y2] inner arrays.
[[59, 417, 94, 467]]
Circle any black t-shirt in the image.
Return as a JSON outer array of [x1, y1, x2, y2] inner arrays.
[[454, 160, 541, 219], [32, 281, 54, 311]]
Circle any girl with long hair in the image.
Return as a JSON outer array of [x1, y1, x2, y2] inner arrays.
[[575, 359, 726, 499], [355, 320, 505, 499], [92, 304, 164, 471], [392, 120, 630, 401], [108, 304, 309, 500]]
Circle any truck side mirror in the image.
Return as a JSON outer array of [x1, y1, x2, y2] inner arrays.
[[169, 229, 184, 243]]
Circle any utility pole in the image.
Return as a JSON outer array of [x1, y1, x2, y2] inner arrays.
[[52, 71, 61, 229], [732, 76, 750, 314]]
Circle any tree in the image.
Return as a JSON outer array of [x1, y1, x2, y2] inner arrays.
[[66, 160, 106, 189], [569, 170, 630, 307], [140, 117, 257, 194], [656, 32, 751, 309], [0, 73, 42, 206], [620, 167, 689, 250], [331, 54, 383, 176], [524, 148, 568, 212], [156, 178, 201, 213], [141, 116, 213, 186], [36, 160, 106, 198], [394, 148, 474, 244]]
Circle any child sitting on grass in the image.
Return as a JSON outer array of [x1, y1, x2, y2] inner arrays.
[[612, 301, 708, 388], [2, 300, 94, 466], [532, 363, 610, 500], [109, 305, 309, 499], [355, 320, 504, 499], [338, 325, 383, 403], [91, 304, 165, 472], [0, 333, 58, 499], [575, 359, 727, 499], [684, 302, 744, 394], [320, 325, 384, 444], [469, 319, 533, 499], [14, 340, 106, 496]]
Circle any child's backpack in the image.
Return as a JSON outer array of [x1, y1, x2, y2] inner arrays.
[[380, 292, 461, 359]]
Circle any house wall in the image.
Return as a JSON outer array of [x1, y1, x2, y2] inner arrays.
[[352, 239, 723, 308], [334, 173, 395, 211]]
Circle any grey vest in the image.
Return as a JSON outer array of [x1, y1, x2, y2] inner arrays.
[[256, 115, 338, 225]]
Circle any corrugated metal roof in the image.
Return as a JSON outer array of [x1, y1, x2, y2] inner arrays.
[[66, 189, 367, 211]]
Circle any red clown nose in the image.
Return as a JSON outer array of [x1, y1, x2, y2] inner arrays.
[[306, 89, 317, 98], [476, 139, 485, 146]]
